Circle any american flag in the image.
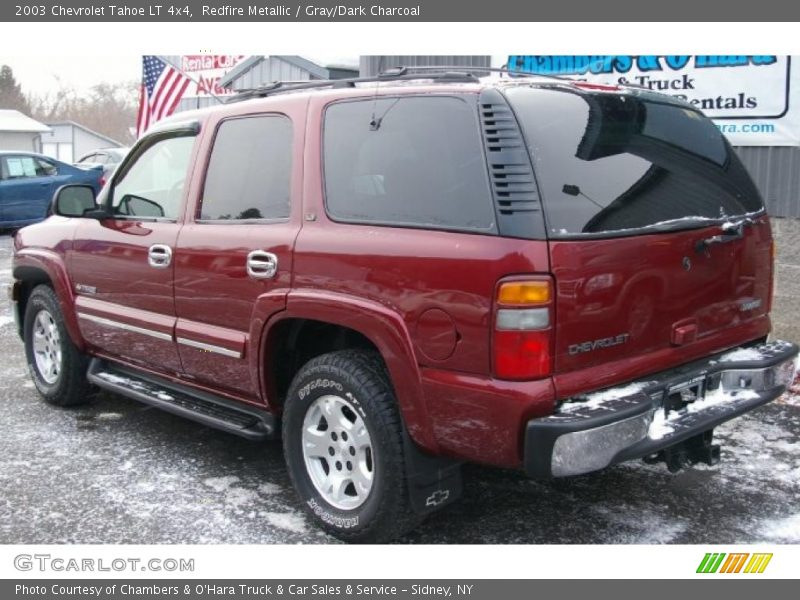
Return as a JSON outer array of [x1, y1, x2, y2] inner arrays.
[[136, 56, 191, 137]]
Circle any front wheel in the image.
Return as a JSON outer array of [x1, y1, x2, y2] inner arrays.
[[282, 350, 417, 542], [23, 285, 92, 406]]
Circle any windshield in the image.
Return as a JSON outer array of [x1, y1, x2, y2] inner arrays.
[[505, 87, 764, 238]]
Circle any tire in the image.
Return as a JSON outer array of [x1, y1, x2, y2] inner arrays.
[[282, 349, 417, 542], [23, 284, 92, 406]]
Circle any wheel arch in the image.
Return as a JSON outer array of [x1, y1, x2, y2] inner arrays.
[[13, 250, 85, 351], [259, 291, 438, 454]]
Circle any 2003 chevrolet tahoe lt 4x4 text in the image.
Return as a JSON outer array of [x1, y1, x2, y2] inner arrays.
[[8, 67, 799, 542]]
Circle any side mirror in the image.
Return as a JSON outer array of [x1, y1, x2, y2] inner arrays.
[[51, 185, 104, 219]]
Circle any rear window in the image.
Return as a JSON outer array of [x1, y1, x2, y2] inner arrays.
[[323, 96, 496, 234], [505, 87, 764, 237]]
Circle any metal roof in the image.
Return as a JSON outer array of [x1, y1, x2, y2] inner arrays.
[[218, 55, 341, 89], [0, 110, 50, 133]]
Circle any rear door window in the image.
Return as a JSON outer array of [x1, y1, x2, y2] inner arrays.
[[323, 96, 496, 234], [505, 87, 764, 238], [199, 115, 292, 221]]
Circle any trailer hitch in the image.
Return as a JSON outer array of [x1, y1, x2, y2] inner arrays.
[[643, 430, 721, 473]]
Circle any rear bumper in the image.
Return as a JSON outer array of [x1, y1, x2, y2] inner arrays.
[[524, 340, 799, 478]]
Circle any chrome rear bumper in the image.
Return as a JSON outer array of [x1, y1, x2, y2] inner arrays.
[[524, 340, 798, 478]]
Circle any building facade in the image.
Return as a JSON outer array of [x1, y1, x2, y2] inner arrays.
[[40, 121, 123, 164], [0, 110, 50, 152]]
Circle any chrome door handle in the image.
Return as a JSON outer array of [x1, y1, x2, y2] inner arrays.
[[148, 244, 172, 268], [247, 250, 278, 279]]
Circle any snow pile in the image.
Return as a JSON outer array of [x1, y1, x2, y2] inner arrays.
[[265, 511, 308, 534], [560, 382, 651, 412], [203, 475, 240, 493], [648, 386, 760, 440], [760, 514, 800, 543], [0, 314, 13, 328], [718, 347, 765, 362], [648, 410, 675, 440], [258, 482, 281, 495]]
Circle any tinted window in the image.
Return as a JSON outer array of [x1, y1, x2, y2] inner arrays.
[[505, 87, 763, 237], [200, 116, 292, 221], [111, 135, 195, 220], [323, 96, 496, 233]]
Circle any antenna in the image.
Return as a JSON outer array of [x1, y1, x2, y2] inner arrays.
[[369, 56, 385, 130]]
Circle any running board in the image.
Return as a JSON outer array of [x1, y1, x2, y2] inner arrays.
[[87, 358, 275, 440]]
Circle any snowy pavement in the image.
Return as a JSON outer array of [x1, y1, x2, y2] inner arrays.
[[0, 232, 798, 544]]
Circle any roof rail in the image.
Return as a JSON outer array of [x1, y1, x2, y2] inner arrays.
[[226, 65, 575, 103]]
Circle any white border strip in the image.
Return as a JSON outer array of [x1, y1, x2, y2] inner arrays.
[[0, 544, 795, 579]]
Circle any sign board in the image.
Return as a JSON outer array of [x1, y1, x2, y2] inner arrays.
[[505, 55, 800, 147], [180, 55, 245, 98]]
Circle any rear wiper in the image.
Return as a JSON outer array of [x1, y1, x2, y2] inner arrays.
[[695, 217, 755, 253]]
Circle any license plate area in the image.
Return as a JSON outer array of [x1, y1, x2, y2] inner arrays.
[[664, 376, 707, 415]]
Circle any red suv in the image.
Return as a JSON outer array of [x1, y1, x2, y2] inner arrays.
[[9, 68, 798, 542]]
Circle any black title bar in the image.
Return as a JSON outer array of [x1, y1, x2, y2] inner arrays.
[[3, 0, 800, 21]]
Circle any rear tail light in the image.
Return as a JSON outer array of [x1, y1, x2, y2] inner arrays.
[[493, 278, 554, 380], [99, 175, 106, 188]]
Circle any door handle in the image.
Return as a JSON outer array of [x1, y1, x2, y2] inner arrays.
[[247, 250, 278, 279], [148, 244, 173, 269]]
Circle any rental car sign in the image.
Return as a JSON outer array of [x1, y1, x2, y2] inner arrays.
[[506, 55, 800, 146], [180, 54, 244, 97]]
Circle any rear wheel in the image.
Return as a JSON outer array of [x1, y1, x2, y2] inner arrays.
[[282, 350, 417, 542], [23, 285, 92, 406]]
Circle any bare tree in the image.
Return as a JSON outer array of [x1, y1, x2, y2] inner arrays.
[[29, 81, 139, 145]]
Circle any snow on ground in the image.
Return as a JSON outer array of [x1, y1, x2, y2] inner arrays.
[[759, 514, 800, 542]]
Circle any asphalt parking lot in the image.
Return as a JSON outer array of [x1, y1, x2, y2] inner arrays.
[[0, 230, 798, 544]]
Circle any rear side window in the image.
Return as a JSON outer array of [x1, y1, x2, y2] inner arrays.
[[323, 96, 496, 234], [200, 115, 292, 221], [505, 87, 764, 237]]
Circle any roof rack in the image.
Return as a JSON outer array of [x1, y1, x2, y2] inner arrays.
[[226, 65, 575, 103]]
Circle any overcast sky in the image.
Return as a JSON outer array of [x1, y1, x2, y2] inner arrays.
[[0, 55, 359, 95]]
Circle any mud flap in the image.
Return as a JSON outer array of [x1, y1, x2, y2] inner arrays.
[[402, 429, 463, 515]]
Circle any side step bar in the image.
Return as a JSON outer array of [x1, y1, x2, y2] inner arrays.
[[87, 358, 276, 440]]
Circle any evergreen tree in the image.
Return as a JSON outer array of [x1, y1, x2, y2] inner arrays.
[[0, 65, 31, 113]]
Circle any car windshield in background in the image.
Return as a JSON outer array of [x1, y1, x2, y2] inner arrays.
[[505, 87, 764, 238]]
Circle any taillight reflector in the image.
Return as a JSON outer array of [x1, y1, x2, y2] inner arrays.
[[494, 330, 552, 380], [497, 281, 550, 305]]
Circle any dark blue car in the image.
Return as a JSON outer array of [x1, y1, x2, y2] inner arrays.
[[0, 151, 103, 229]]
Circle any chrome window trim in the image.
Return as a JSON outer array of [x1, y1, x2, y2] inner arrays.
[[176, 336, 243, 359], [77, 312, 173, 342]]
